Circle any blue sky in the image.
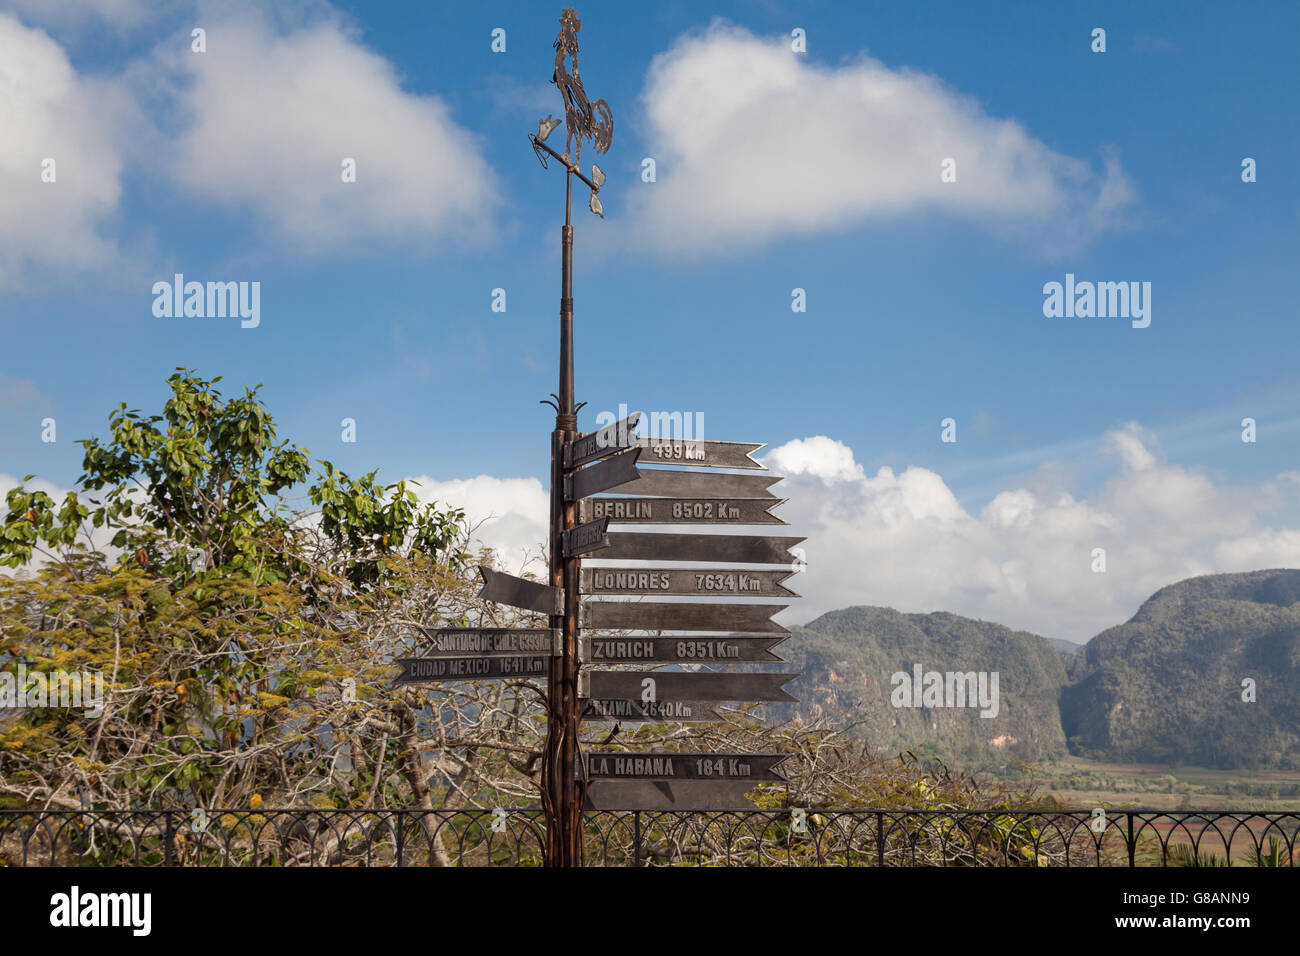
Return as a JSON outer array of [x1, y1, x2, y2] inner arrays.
[[1, 0, 1297, 640]]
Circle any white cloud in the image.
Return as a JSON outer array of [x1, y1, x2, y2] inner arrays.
[[158, 9, 499, 254], [1105, 421, 1159, 471], [621, 21, 1133, 257], [765, 428, 1300, 642], [1, 0, 150, 29], [407, 474, 549, 574], [763, 435, 864, 483], [402, 424, 1299, 643], [0, 14, 137, 289]]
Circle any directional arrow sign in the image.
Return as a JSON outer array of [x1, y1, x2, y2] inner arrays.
[[581, 699, 723, 722], [585, 780, 757, 810], [392, 655, 547, 684], [585, 752, 788, 781], [599, 533, 804, 564], [580, 567, 798, 598], [634, 438, 765, 470], [477, 567, 562, 615], [417, 627, 558, 656], [561, 516, 610, 557], [584, 671, 797, 702], [566, 448, 641, 501], [582, 635, 787, 663], [580, 497, 786, 525], [599, 470, 780, 499], [583, 601, 787, 633], [565, 412, 642, 469]]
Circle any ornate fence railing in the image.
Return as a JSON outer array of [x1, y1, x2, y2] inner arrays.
[[1, 809, 1296, 867]]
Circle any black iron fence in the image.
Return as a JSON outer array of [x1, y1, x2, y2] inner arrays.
[[3, 808, 1297, 867]]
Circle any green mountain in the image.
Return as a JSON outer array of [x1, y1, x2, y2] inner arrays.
[[775, 606, 1070, 765], [1060, 569, 1300, 769], [781, 569, 1300, 770]]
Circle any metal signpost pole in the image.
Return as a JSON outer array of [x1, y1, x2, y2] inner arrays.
[[532, 7, 614, 867]]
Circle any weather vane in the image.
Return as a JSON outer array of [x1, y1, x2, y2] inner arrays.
[[530, 7, 612, 217]]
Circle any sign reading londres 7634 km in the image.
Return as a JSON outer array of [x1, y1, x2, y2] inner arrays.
[[580, 567, 797, 597]]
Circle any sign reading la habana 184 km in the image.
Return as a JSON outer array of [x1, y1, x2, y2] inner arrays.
[[584, 753, 790, 782]]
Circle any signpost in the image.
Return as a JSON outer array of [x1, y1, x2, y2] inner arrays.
[[580, 567, 797, 597], [566, 448, 642, 501], [582, 671, 798, 702], [633, 437, 766, 469], [564, 412, 641, 469], [392, 655, 549, 683], [581, 635, 788, 662], [599, 532, 805, 563], [579, 496, 787, 525], [561, 515, 610, 557], [592, 469, 780, 499], [476, 569, 563, 616], [396, 8, 812, 859], [585, 753, 789, 781], [582, 601, 789, 633], [582, 699, 722, 722], [418, 627, 558, 655]]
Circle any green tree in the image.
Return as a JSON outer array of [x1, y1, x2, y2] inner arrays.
[[1, 372, 550, 847], [1, 369, 467, 589]]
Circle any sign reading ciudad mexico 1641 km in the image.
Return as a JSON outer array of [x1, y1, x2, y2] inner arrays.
[[390, 7, 805, 867]]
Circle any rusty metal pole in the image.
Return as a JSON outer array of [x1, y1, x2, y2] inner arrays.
[[545, 168, 582, 866], [535, 6, 612, 866]]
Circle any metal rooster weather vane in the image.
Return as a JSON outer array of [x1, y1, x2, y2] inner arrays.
[[531, 7, 612, 217]]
